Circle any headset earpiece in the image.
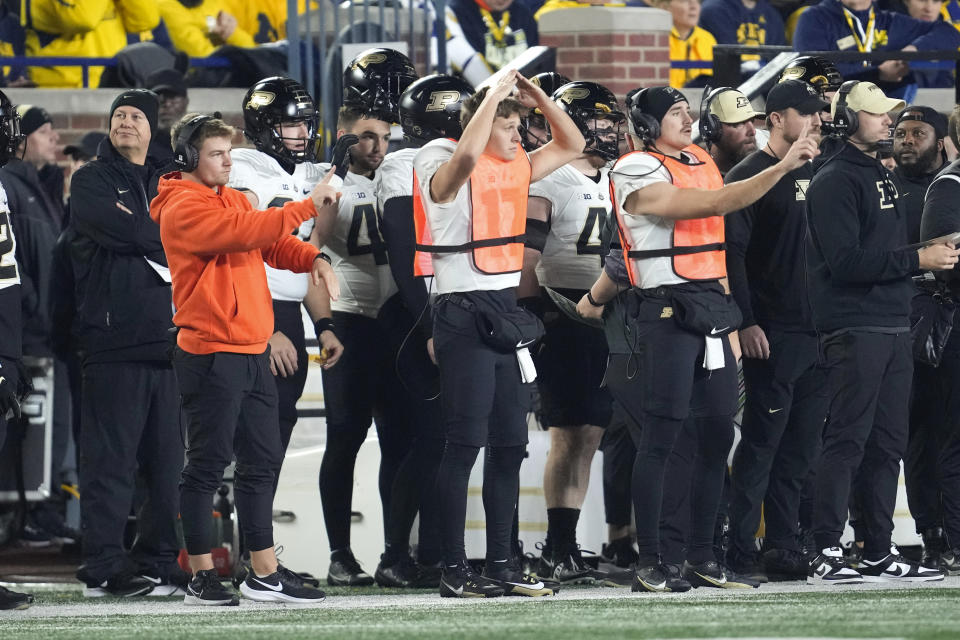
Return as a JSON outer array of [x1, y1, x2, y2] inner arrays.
[[832, 80, 859, 138], [174, 112, 220, 172], [628, 89, 661, 147], [698, 86, 733, 144]]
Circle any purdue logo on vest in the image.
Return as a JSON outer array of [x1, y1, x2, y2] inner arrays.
[[613, 144, 727, 284], [413, 150, 532, 276]]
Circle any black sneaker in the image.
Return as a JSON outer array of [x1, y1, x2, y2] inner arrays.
[[807, 547, 864, 585], [761, 547, 807, 581], [439, 560, 504, 598], [0, 585, 33, 610], [601, 536, 639, 569], [726, 548, 768, 583], [598, 567, 634, 587], [661, 563, 693, 592], [18, 522, 53, 548], [141, 565, 190, 596], [682, 560, 760, 589], [843, 541, 864, 568], [941, 548, 960, 576], [632, 563, 683, 593], [859, 546, 944, 583], [184, 568, 239, 606], [83, 571, 155, 597], [327, 549, 374, 586], [920, 527, 946, 571], [535, 545, 595, 585], [240, 564, 326, 603], [483, 559, 556, 597], [375, 554, 422, 588]]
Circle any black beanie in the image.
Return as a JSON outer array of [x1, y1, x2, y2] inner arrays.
[[632, 86, 687, 126], [17, 105, 53, 137], [110, 89, 159, 134]]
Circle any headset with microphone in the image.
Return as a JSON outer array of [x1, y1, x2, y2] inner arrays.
[[698, 86, 737, 146], [627, 88, 662, 149], [828, 80, 860, 138], [173, 111, 223, 171]]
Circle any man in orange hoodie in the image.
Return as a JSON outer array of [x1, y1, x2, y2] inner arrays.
[[150, 112, 340, 606]]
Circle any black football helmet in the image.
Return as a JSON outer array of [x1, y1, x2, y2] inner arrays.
[[0, 90, 22, 167], [778, 56, 843, 97], [552, 81, 625, 162], [399, 74, 474, 145], [521, 72, 572, 151], [343, 48, 419, 123], [242, 76, 318, 165]]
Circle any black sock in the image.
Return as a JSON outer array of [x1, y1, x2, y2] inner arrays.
[[482, 445, 526, 564], [436, 442, 481, 565], [546, 508, 581, 554]]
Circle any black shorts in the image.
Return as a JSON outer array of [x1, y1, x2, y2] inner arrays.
[[604, 289, 739, 421], [534, 288, 612, 428], [432, 289, 532, 448]]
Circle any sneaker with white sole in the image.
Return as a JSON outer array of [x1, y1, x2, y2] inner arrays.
[[807, 547, 863, 585], [82, 571, 155, 597], [859, 546, 944, 583], [140, 566, 190, 596], [184, 568, 239, 606], [683, 560, 760, 589], [439, 560, 504, 598], [240, 564, 326, 603]]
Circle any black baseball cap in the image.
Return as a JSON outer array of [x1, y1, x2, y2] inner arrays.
[[895, 105, 947, 139], [766, 80, 829, 115], [145, 68, 187, 98], [63, 131, 107, 160]]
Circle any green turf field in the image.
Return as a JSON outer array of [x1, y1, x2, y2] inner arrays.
[[3, 582, 960, 639]]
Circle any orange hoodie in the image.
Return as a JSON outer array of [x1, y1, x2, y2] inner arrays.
[[150, 172, 320, 355]]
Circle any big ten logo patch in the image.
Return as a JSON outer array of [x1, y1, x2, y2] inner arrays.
[[876, 180, 899, 210]]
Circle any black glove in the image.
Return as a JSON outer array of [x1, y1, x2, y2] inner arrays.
[[0, 357, 22, 419], [330, 134, 359, 180]]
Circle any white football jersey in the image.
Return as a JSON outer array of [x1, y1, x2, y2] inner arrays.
[[610, 151, 688, 289], [376, 147, 418, 206], [313, 165, 397, 318], [529, 164, 610, 291], [0, 183, 19, 289], [228, 148, 322, 302], [412, 138, 521, 295]]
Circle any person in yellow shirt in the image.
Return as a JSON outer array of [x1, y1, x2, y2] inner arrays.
[[657, 0, 716, 88], [22, 0, 159, 88], [158, 0, 256, 58], [535, 0, 629, 20], [224, 0, 318, 44]]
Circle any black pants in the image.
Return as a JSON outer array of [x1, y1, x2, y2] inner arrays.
[[601, 400, 636, 527], [432, 290, 532, 564], [318, 310, 414, 553], [605, 318, 737, 565], [729, 330, 828, 556], [813, 331, 912, 556], [175, 348, 281, 555], [272, 300, 309, 458], [906, 331, 960, 544], [77, 361, 182, 583]]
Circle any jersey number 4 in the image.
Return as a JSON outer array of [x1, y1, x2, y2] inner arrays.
[[347, 204, 388, 265], [0, 211, 19, 283], [576, 207, 611, 265]]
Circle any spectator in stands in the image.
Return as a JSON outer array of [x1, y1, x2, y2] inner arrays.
[[146, 68, 189, 166], [898, 0, 957, 86], [793, 0, 960, 99], [227, 0, 318, 44], [22, 0, 160, 88], [445, 0, 539, 86], [699, 0, 786, 78], [157, 0, 255, 58], [657, 0, 717, 88], [941, 0, 960, 26]]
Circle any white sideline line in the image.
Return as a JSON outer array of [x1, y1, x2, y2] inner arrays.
[[2, 577, 959, 620]]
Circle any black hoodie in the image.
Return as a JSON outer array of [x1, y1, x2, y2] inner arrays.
[[805, 139, 919, 332]]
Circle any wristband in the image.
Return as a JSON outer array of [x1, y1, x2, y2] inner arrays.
[[314, 317, 335, 336], [314, 252, 332, 264], [586, 290, 604, 307]]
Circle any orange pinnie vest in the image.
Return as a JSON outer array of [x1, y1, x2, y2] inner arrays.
[[613, 144, 726, 285], [413, 148, 532, 276]]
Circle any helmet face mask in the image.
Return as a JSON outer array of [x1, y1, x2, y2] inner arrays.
[[344, 48, 419, 123], [243, 77, 318, 164], [398, 74, 473, 145], [553, 81, 626, 162], [0, 92, 22, 166]]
